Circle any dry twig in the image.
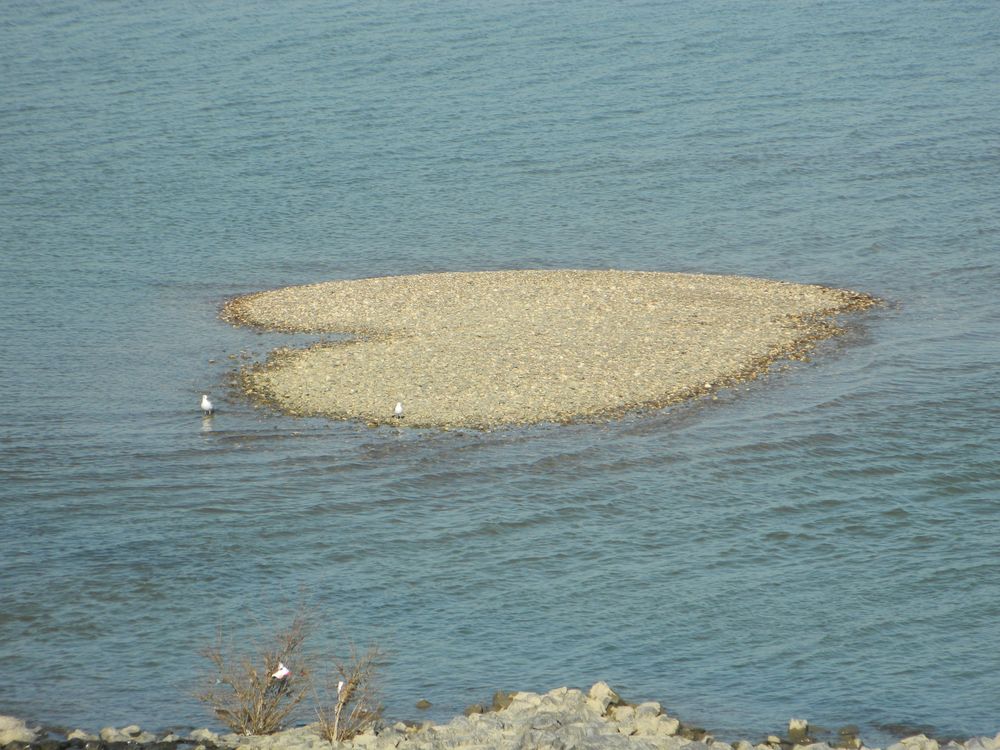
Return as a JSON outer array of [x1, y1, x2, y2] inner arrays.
[[197, 613, 312, 735], [314, 644, 383, 743]]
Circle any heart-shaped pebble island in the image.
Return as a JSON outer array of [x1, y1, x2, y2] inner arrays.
[[222, 270, 878, 429]]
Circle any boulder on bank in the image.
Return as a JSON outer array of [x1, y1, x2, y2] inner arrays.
[[99, 725, 156, 744], [0, 717, 36, 746]]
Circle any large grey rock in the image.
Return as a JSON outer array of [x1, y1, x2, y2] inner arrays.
[[0, 716, 36, 745], [905, 736, 939, 750], [348, 732, 381, 750], [98, 725, 155, 743], [889, 736, 939, 750], [492, 691, 517, 712], [509, 691, 543, 712], [789, 720, 810, 743], [587, 682, 622, 715], [611, 704, 637, 736], [229, 725, 330, 750], [632, 703, 680, 738], [99, 726, 124, 742], [634, 702, 661, 718], [191, 728, 221, 743]]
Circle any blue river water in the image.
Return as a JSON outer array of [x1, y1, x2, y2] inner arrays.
[[1, 1, 998, 743]]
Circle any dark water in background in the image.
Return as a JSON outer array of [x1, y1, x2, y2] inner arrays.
[[1, 0, 998, 742]]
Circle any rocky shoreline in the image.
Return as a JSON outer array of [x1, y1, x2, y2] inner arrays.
[[222, 270, 879, 429], [5, 683, 997, 750]]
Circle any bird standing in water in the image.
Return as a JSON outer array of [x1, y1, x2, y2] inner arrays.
[[201, 394, 215, 416]]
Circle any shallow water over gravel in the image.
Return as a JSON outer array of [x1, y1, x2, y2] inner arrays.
[[1, 1, 998, 744]]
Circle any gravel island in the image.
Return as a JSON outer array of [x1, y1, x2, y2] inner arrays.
[[222, 270, 878, 429]]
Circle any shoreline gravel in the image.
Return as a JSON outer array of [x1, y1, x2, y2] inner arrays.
[[221, 270, 879, 429], [4, 683, 997, 750]]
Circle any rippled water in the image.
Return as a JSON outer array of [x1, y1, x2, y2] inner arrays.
[[1, 0, 998, 743]]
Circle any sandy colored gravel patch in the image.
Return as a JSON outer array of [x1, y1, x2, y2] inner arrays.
[[222, 270, 878, 429]]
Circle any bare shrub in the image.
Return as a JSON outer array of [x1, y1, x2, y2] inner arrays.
[[314, 644, 383, 743], [197, 612, 312, 735]]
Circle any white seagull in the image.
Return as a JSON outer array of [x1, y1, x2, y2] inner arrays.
[[271, 662, 291, 680], [201, 394, 215, 416], [337, 679, 345, 695], [394, 402, 404, 419]]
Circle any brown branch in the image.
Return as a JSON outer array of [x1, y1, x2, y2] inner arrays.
[[196, 612, 312, 735], [314, 644, 383, 743]]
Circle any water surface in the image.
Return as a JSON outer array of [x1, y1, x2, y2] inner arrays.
[[1, 1, 998, 743]]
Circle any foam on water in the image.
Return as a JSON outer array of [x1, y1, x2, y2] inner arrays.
[[1, 0, 998, 743]]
